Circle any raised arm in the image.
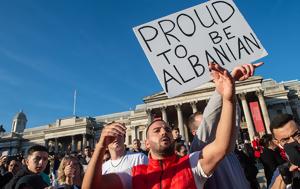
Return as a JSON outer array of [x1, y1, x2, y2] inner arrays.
[[199, 63, 236, 176], [191, 62, 263, 152], [82, 123, 126, 189], [190, 91, 222, 152]]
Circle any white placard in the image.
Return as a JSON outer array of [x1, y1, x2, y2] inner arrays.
[[133, 0, 268, 97], [1, 151, 8, 156]]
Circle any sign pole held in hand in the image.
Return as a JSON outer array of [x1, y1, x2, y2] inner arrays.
[[133, 0, 268, 98]]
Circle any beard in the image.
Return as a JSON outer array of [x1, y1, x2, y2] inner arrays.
[[151, 136, 175, 157]]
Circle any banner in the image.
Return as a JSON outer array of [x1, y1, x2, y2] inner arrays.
[[133, 0, 268, 97], [249, 101, 265, 132]]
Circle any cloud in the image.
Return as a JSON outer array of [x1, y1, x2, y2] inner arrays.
[[0, 46, 79, 87], [0, 46, 47, 73]]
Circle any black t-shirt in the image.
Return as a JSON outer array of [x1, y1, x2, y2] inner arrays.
[[260, 147, 286, 185]]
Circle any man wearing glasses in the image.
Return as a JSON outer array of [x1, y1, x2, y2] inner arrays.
[[269, 114, 300, 189]]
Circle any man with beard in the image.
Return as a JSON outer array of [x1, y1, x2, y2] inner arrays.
[[102, 129, 148, 174], [83, 146, 92, 164], [82, 63, 236, 189], [81, 146, 93, 172], [131, 139, 148, 156]]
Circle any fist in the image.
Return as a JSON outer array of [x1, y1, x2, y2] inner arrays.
[[98, 122, 126, 147]]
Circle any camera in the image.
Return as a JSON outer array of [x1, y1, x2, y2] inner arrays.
[[278, 162, 300, 189]]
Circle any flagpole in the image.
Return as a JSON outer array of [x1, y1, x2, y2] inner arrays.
[[73, 90, 77, 116]]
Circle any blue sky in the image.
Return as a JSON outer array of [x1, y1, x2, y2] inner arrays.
[[0, 0, 298, 132]]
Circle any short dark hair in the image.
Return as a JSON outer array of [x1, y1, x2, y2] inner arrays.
[[175, 142, 186, 152], [84, 146, 91, 150], [27, 145, 48, 157], [7, 157, 19, 166], [133, 139, 140, 143], [260, 134, 273, 148], [172, 127, 179, 132], [145, 118, 168, 138], [270, 114, 294, 135]]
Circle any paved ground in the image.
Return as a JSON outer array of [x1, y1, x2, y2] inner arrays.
[[257, 163, 267, 189]]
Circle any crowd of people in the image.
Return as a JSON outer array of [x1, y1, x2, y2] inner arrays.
[[1, 63, 300, 189]]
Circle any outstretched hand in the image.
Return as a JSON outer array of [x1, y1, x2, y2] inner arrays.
[[231, 62, 264, 81], [209, 63, 235, 101]]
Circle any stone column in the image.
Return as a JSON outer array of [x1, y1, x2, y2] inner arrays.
[[77, 140, 81, 151], [71, 136, 76, 152], [183, 124, 189, 142], [285, 101, 293, 114], [131, 126, 137, 140], [82, 134, 87, 148], [89, 138, 93, 148], [143, 127, 147, 143], [239, 93, 255, 141], [54, 138, 58, 153], [44, 139, 48, 149], [256, 90, 271, 133], [146, 109, 152, 124], [190, 101, 198, 113], [175, 104, 185, 140], [125, 129, 129, 145], [161, 107, 168, 123]]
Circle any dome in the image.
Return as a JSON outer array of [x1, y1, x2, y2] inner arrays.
[[13, 110, 27, 121]]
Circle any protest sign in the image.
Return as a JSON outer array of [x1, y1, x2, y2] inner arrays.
[[133, 0, 268, 97]]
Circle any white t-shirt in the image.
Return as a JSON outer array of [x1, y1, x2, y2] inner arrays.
[[102, 151, 148, 175], [116, 151, 210, 189]]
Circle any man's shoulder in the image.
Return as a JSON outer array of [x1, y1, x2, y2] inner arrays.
[[102, 159, 111, 167], [4, 167, 32, 189], [79, 156, 88, 165], [15, 167, 31, 177], [187, 151, 201, 169], [131, 164, 148, 176], [125, 151, 147, 160], [124, 152, 148, 171]]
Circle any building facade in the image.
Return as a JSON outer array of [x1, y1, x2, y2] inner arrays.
[[1, 76, 299, 155]]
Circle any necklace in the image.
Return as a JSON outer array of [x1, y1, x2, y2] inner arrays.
[[110, 155, 125, 168]]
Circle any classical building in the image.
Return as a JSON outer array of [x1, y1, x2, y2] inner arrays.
[[0, 76, 299, 155]]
